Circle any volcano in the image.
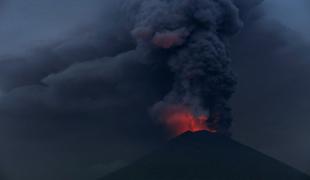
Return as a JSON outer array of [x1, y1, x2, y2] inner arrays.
[[101, 131, 310, 180]]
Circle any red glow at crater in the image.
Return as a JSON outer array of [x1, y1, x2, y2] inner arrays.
[[161, 105, 216, 137]]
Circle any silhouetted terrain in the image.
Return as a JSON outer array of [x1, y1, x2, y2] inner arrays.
[[101, 131, 310, 180]]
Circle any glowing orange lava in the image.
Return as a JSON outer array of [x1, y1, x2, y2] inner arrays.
[[161, 105, 216, 137]]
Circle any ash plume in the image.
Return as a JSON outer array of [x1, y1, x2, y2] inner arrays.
[[0, 0, 243, 141], [124, 0, 243, 133], [5, 0, 308, 179], [0, 1, 245, 178]]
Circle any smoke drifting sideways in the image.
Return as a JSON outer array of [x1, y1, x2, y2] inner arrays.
[[0, 0, 264, 180], [124, 0, 243, 135], [0, 0, 243, 138]]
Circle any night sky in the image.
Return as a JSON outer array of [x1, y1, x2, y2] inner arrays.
[[0, 0, 309, 179]]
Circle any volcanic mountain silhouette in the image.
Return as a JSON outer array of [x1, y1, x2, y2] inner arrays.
[[101, 131, 310, 180]]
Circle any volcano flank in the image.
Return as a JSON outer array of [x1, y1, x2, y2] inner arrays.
[[101, 131, 310, 180]]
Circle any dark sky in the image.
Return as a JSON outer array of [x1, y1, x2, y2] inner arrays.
[[0, 0, 105, 55], [0, 0, 309, 180], [231, 0, 310, 174]]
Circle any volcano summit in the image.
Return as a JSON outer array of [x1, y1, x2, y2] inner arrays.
[[101, 131, 310, 180]]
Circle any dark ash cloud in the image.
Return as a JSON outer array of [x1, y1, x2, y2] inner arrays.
[[0, 0, 244, 139], [0, 0, 309, 179], [0, 0, 245, 179]]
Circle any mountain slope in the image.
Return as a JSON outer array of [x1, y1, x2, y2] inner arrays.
[[101, 131, 310, 180]]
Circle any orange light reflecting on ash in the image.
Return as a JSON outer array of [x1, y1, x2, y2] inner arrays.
[[162, 106, 216, 137]]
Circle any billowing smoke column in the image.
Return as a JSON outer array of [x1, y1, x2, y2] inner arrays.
[[124, 0, 243, 136]]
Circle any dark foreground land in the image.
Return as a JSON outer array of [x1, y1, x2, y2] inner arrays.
[[101, 131, 310, 180]]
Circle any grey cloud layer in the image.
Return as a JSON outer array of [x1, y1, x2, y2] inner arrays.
[[0, 1, 247, 179], [0, 0, 244, 137], [0, 0, 309, 179]]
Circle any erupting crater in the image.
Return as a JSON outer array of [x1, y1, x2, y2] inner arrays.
[[161, 105, 217, 137]]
